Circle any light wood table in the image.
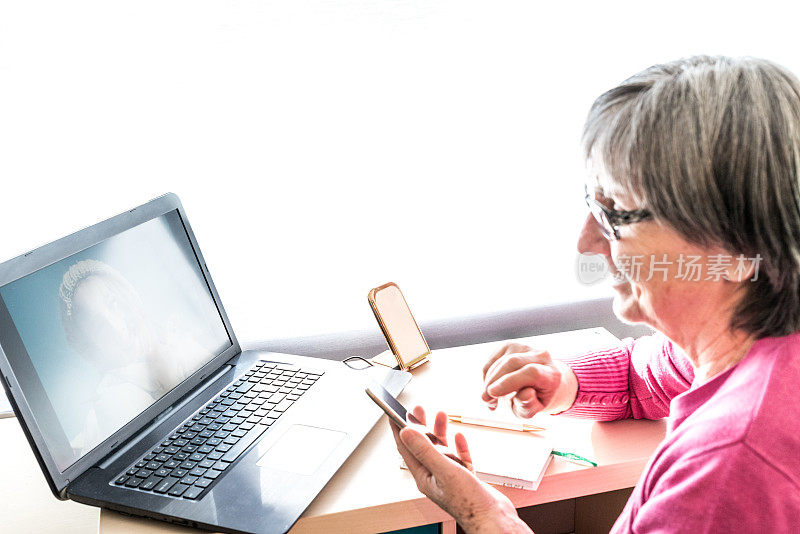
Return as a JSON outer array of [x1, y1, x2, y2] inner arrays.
[[98, 328, 666, 533]]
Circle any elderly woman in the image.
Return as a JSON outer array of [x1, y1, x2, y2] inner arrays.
[[392, 55, 800, 532]]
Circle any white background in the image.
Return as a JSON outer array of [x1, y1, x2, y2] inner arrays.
[[2, 1, 799, 342]]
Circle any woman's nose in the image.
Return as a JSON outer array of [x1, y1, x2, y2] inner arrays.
[[577, 213, 611, 256]]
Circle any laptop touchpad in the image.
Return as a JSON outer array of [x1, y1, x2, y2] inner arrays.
[[257, 425, 346, 475]]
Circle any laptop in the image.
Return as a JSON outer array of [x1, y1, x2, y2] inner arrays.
[[0, 193, 399, 533]]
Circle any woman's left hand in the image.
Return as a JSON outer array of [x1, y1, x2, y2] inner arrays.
[[390, 406, 532, 534]]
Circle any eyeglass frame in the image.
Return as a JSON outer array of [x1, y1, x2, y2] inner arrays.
[[584, 184, 653, 240]]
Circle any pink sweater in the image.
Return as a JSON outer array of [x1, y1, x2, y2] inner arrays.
[[562, 333, 800, 532]]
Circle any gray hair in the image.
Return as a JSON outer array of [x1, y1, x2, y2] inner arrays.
[[59, 259, 141, 355], [583, 55, 800, 339], [59, 259, 113, 318]]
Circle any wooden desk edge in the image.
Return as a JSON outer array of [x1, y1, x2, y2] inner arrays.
[[287, 456, 651, 533]]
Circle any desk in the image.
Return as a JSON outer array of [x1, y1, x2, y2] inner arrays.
[[0, 329, 666, 533], [95, 328, 666, 533]]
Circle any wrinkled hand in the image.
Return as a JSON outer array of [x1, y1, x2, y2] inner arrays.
[[482, 343, 578, 418], [390, 406, 530, 534]]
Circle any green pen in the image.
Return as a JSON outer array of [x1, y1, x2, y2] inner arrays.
[[551, 450, 598, 467]]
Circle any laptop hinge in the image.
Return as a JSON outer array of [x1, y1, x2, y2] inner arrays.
[[98, 363, 235, 469]]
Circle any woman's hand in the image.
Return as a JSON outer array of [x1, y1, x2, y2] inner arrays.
[[481, 343, 578, 418], [390, 406, 531, 534]]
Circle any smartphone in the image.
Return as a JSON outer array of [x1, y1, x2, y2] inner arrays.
[[368, 282, 430, 371], [364, 382, 438, 443], [365, 382, 411, 428], [365, 383, 464, 465]]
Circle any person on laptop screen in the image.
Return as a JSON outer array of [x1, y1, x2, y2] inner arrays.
[[392, 55, 800, 533], [58, 259, 213, 457], [0, 212, 229, 472]]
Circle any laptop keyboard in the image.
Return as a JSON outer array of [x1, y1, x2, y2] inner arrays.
[[112, 360, 323, 500]]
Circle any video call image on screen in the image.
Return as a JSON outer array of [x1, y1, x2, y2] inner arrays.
[[0, 211, 231, 471]]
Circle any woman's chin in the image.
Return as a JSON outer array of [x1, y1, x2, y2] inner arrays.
[[611, 283, 645, 324], [613, 302, 643, 325]]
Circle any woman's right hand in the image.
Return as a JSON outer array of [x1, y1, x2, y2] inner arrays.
[[481, 343, 578, 418], [391, 407, 532, 534]]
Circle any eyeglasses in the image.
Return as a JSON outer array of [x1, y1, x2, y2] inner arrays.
[[584, 184, 653, 240]]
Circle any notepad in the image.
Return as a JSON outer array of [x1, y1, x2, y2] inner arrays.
[[463, 426, 553, 490], [401, 425, 553, 490]]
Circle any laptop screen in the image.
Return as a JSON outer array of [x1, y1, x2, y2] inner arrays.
[[0, 209, 232, 472]]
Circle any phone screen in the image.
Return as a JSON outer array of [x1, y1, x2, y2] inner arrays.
[[366, 383, 464, 465], [365, 383, 409, 428], [371, 284, 429, 367]]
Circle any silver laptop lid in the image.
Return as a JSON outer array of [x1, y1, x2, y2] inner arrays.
[[0, 193, 240, 497]]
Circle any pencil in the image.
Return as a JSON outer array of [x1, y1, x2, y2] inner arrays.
[[447, 414, 545, 432]]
